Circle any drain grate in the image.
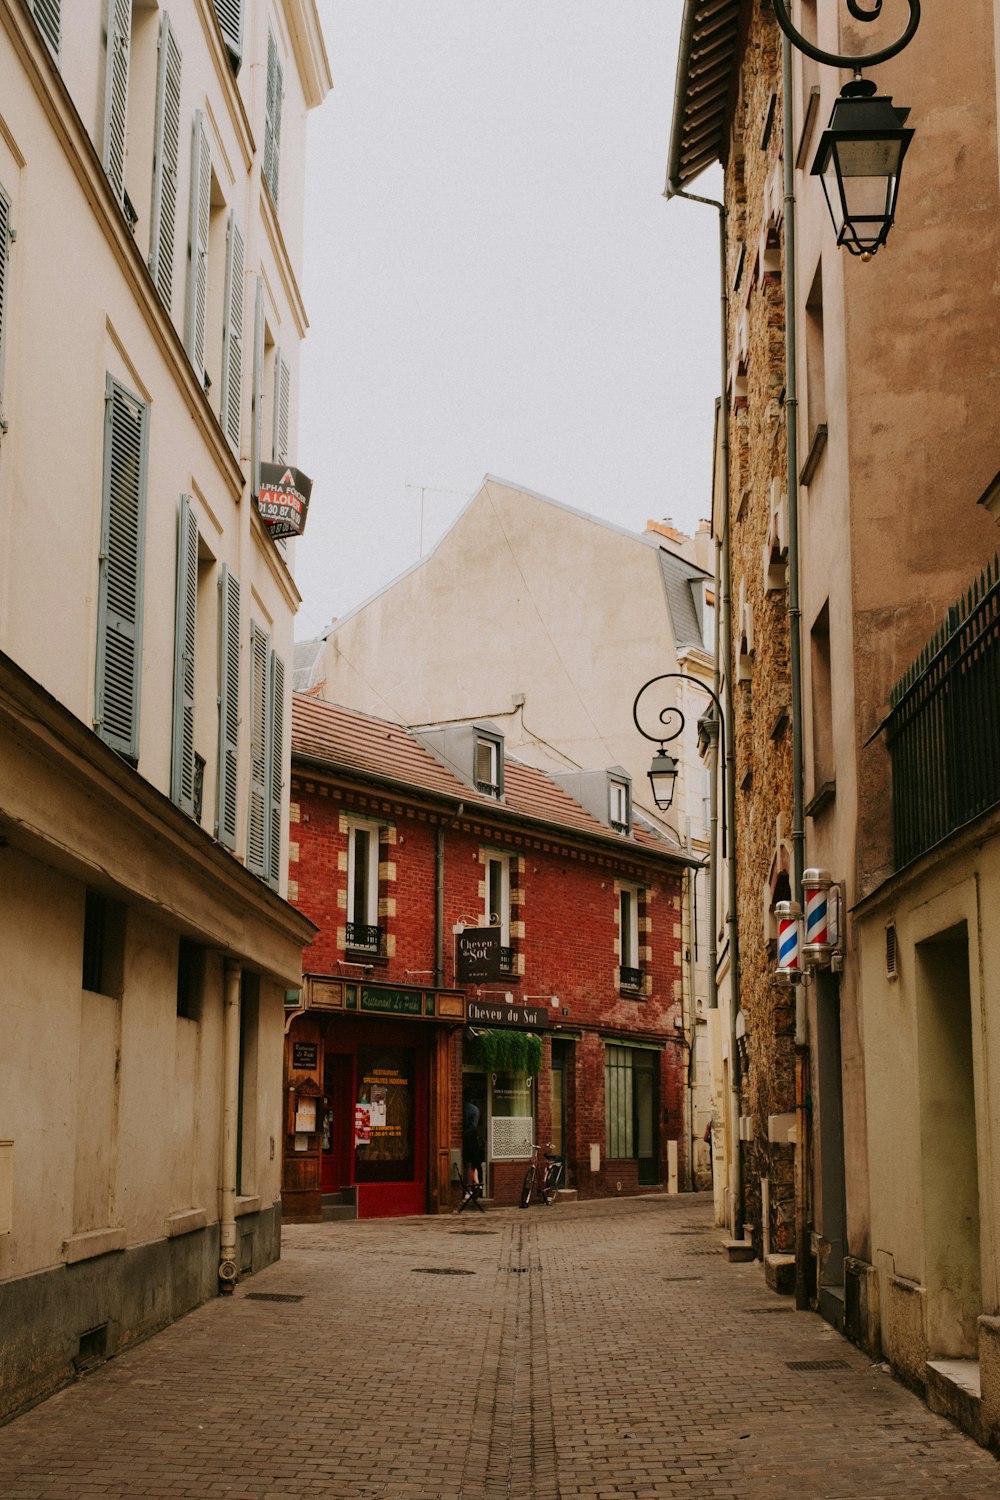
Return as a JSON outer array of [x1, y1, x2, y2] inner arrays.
[[246, 1293, 304, 1303], [669, 1230, 711, 1236], [748, 1307, 795, 1314], [686, 1250, 721, 1256], [413, 1267, 475, 1276], [787, 1358, 851, 1371], [450, 1230, 499, 1236], [506, 1266, 540, 1274]]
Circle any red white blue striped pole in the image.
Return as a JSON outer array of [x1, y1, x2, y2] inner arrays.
[[775, 900, 802, 983]]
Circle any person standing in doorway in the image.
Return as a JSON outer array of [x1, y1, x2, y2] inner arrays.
[[463, 1091, 483, 1197]]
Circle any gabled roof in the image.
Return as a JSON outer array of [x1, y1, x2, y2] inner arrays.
[[291, 695, 688, 864], [667, 0, 743, 194]]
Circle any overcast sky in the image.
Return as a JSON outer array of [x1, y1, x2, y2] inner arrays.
[[295, 1, 723, 641]]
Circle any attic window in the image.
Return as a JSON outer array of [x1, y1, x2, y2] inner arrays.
[[609, 777, 631, 835], [476, 733, 503, 799]]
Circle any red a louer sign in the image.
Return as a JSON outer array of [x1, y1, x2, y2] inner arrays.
[[257, 464, 312, 540]]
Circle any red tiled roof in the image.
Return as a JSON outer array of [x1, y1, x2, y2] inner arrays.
[[291, 695, 685, 863]]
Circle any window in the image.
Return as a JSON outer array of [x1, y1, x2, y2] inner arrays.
[[272, 349, 290, 462], [609, 777, 630, 834], [217, 565, 240, 849], [96, 377, 149, 763], [347, 822, 381, 951], [148, 11, 182, 309], [102, 0, 132, 216], [263, 28, 283, 207], [484, 854, 510, 943], [171, 496, 198, 815], [82, 891, 125, 998], [475, 732, 503, 798], [618, 885, 642, 992], [250, 275, 265, 498], [219, 210, 245, 452], [176, 938, 203, 1020], [186, 111, 211, 379], [247, 622, 284, 889], [605, 1045, 658, 1179], [29, 0, 60, 59], [605, 1045, 634, 1158], [810, 600, 834, 797], [212, 0, 243, 73], [0, 183, 11, 435]]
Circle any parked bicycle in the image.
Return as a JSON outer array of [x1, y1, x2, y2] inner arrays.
[[520, 1141, 564, 1207]]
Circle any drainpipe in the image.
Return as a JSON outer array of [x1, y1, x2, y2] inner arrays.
[[219, 958, 242, 1293], [666, 183, 743, 1239], [434, 802, 465, 988], [781, 34, 810, 1311]]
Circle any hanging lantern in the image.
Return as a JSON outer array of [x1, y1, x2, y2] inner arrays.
[[811, 79, 914, 261]]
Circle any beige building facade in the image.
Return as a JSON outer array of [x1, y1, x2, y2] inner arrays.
[[671, 0, 1000, 1444], [0, 0, 329, 1418]]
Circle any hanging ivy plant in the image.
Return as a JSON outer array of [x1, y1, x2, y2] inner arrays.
[[467, 1028, 542, 1077]]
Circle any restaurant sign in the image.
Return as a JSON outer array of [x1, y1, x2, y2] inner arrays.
[[257, 463, 312, 540], [456, 926, 501, 982], [467, 999, 549, 1030]]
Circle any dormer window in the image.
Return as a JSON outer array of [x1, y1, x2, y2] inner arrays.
[[476, 731, 503, 799], [609, 777, 631, 835]]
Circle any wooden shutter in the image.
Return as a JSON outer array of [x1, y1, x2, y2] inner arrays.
[[219, 211, 245, 452], [102, 0, 132, 209], [267, 649, 285, 890], [186, 111, 211, 377], [212, 0, 242, 72], [30, 0, 61, 57], [0, 189, 10, 425], [247, 622, 269, 877], [264, 29, 282, 206], [217, 565, 240, 850], [96, 377, 148, 762], [171, 496, 198, 815], [273, 350, 290, 463], [250, 275, 264, 497], [149, 12, 182, 310]]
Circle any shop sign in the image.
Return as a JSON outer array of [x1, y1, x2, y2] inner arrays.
[[456, 927, 501, 982], [292, 1041, 318, 1071], [257, 463, 312, 540], [361, 986, 422, 1017], [467, 999, 549, 1030]]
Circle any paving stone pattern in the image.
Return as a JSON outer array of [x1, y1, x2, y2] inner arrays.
[[0, 1194, 998, 1498]]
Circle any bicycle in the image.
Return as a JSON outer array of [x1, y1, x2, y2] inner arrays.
[[519, 1142, 564, 1207]]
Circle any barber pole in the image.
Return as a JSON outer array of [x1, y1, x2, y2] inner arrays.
[[775, 900, 802, 985], [803, 869, 836, 966]]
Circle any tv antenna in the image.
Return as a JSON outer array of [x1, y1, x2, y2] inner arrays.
[[405, 483, 467, 556]]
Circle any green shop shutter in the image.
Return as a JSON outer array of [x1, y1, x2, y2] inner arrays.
[[186, 111, 211, 377], [149, 11, 182, 310], [219, 210, 245, 453], [250, 275, 264, 498], [247, 621, 269, 878], [171, 495, 198, 815], [217, 564, 240, 849], [267, 649, 285, 890], [263, 29, 282, 206], [273, 350, 290, 463], [96, 376, 148, 762], [212, 0, 242, 73], [30, 0, 60, 58], [102, 0, 132, 209]]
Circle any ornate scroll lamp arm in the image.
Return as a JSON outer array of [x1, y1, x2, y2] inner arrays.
[[771, 0, 920, 70]]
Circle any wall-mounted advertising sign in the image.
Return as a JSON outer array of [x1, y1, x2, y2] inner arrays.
[[257, 463, 312, 540], [466, 999, 549, 1030], [456, 927, 501, 983]]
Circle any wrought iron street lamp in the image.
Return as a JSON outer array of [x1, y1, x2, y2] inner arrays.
[[632, 674, 726, 849], [772, 0, 920, 259]]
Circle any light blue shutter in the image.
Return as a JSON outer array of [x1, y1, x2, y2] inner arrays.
[[217, 565, 240, 849], [30, 0, 60, 58], [250, 275, 264, 497], [247, 622, 268, 877], [212, 0, 242, 72], [149, 12, 182, 310], [272, 350, 290, 463], [186, 111, 211, 377], [96, 376, 148, 762], [102, 0, 132, 209], [171, 496, 198, 815], [263, 30, 282, 206], [219, 211, 244, 452], [267, 649, 285, 890]]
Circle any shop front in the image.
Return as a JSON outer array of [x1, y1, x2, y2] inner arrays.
[[283, 977, 465, 1221], [463, 999, 553, 1205]]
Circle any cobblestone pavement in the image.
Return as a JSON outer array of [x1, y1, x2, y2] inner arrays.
[[1, 1193, 998, 1499]]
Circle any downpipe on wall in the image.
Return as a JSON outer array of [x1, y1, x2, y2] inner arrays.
[[219, 958, 242, 1292]]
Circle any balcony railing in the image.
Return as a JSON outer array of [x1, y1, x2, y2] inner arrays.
[[619, 966, 644, 993], [886, 556, 1000, 868], [498, 946, 516, 975], [345, 922, 383, 955]]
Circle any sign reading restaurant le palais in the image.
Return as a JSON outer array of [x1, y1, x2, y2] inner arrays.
[[467, 999, 549, 1030], [256, 463, 312, 540]]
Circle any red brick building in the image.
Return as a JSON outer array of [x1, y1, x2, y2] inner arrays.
[[283, 695, 694, 1218]]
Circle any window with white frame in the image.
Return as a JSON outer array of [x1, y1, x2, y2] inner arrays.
[[485, 854, 510, 944], [475, 733, 502, 798], [347, 822, 381, 951], [609, 777, 630, 834], [618, 885, 642, 991]]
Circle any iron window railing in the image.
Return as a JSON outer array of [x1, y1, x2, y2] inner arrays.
[[619, 966, 643, 993], [345, 922, 383, 954], [885, 556, 1000, 868], [498, 946, 516, 974]]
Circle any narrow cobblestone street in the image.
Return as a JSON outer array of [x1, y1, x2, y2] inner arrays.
[[1, 1194, 997, 1499]]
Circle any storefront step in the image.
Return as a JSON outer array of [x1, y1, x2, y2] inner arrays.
[[321, 1190, 358, 1223]]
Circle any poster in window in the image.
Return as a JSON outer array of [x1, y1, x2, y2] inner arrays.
[[355, 1046, 415, 1182]]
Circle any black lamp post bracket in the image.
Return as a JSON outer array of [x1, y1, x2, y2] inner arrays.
[[771, 0, 920, 71]]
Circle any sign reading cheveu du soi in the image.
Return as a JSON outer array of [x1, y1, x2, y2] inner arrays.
[[360, 987, 423, 1018]]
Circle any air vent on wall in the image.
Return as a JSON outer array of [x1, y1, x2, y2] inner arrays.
[[885, 922, 898, 981]]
